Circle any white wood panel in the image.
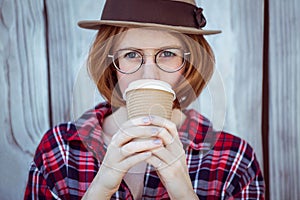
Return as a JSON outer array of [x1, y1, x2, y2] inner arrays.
[[199, 0, 264, 168], [269, 0, 300, 199], [0, 0, 49, 199], [45, 0, 104, 124], [0, 1, 102, 199]]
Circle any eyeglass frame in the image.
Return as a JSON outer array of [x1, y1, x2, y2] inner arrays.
[[107, 47, 191, 74]]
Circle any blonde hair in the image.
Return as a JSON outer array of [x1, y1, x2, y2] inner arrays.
[[87, 25, 215, 109]]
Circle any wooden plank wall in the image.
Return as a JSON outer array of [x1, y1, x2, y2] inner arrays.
[[45, 0, 105, 125], [269, 0, 300, 199], [0, 0, 299, 199], [0, 1, 49, 199], [201, 0, 264, 169], [0, 0, 103, 199]]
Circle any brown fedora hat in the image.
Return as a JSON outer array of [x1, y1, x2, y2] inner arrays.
[[78, 0, 221, 35]]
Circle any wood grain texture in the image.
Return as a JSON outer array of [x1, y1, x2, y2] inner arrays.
[[0, 0, 49, 199], [269, 0, 300, 199], [45, 0, 104, 125], [45, 0, 77, 125], [230, 0, 264, 169], [199, 0, 264, 168], [0, 1, 102, 199]]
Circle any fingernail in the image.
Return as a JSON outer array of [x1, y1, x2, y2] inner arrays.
[[151, 128, 158, 136], [153, 139, 162, 145], [142, 117, 150, 124], [149, 116, 155, 121]]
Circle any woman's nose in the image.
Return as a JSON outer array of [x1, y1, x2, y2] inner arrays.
[[141, 55, 159, 79]]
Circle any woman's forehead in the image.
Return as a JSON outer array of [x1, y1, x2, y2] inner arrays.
[[115, 28, 183, 49]]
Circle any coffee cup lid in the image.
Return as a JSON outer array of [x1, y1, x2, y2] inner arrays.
[[123, 79, 176, 100]]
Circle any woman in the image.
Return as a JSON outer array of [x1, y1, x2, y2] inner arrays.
[[24, 0, 265, 199]]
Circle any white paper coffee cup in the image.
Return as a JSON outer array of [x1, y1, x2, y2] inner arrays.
[[123, 79, 176, 119]]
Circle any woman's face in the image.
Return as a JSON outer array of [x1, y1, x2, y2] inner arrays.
[[113, 28, 185, 94]]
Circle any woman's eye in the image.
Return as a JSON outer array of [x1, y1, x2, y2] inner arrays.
[[124, 51, 139, 59], [161, 50, 176, 57]]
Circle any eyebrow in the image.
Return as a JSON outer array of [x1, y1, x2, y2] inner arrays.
[[116, 45, 184, 52]]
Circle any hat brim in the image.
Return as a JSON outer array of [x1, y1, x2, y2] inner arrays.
[[78, 20, 221, 35]]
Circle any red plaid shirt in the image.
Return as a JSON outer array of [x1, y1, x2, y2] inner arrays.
[[24, 102, 264, 199]]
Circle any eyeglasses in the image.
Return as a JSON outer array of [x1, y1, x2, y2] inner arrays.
[[108, 48, 190, 74]]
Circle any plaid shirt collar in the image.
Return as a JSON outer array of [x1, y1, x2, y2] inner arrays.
[[64, 102, 215, 161]]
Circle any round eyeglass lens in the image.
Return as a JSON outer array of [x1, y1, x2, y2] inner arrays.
[[113, 49, 143, 74], [156, 48, 186, 72]]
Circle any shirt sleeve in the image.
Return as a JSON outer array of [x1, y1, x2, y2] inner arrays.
[[23, 124, 72, 200], [232, 170, 265, 199], [230, 149, 265, 199], [24, 161, 59, 200], [234, 173, 265, 199]]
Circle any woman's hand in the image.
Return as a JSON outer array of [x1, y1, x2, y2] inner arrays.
[[83, 116, 163, 200], [146, 116, 199, 200]]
